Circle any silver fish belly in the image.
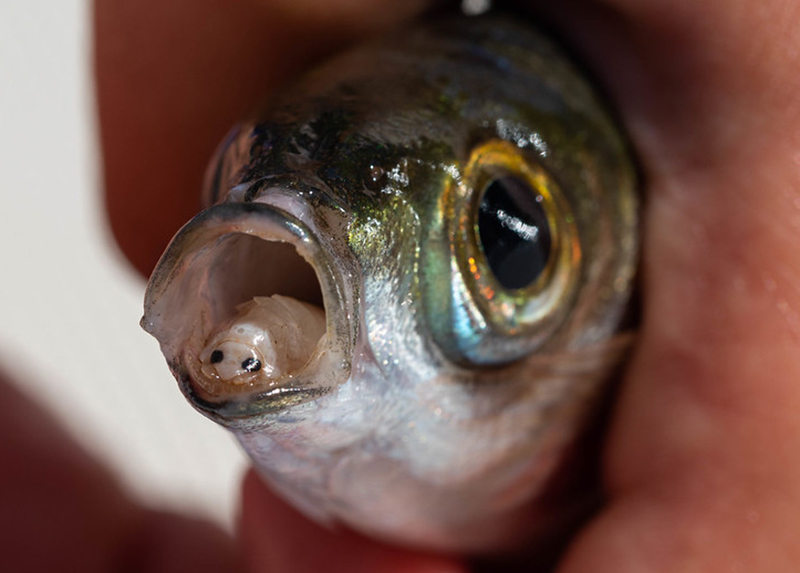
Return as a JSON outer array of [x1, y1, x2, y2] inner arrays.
[[142, 13, 638, 552]]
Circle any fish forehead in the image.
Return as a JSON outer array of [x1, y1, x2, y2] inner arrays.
[[210, 15, 626, 217]]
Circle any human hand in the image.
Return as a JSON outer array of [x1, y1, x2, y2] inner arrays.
[[94, 0, 800, 571]]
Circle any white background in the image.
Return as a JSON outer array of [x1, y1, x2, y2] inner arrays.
[[0, 1, 247, 528]]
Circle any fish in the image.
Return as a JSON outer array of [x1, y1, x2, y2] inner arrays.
[[141, 11, 638, 553]]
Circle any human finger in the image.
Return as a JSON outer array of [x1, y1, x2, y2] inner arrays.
[[95, 0, 430, 277], [518, 0, 800, 570], [0, 371, 242, 572]]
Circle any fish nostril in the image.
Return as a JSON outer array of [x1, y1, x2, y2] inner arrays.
[[210, 350, 224, 364]]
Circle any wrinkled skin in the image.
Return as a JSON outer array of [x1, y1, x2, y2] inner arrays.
[[2, 0, 785, 571]]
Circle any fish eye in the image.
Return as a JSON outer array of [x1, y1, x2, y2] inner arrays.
[[429, 139, 581, 367], [477, 175, 552, 290], [241, 357, 262, 372]]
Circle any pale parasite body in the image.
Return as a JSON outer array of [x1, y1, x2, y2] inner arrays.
[[142, 12, 638, 553]]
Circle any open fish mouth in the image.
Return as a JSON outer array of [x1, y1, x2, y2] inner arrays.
[[141, 200, 355, 427]]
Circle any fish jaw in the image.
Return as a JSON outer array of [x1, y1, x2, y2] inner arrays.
[[141, 200, 357, 428]]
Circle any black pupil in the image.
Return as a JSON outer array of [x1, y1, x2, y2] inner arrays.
[[477, 176, 552, 290], [210, 350, 224, 364], [241, 358, 262, 372]]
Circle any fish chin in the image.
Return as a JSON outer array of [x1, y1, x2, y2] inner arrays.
[[141, 201, 356, 426]]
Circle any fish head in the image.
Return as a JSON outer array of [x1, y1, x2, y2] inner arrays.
[[142, 14, 638, 551]]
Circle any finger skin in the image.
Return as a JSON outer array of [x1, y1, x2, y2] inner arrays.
[[0, 373, 243, 572], [0, 373, 134, 572], [531, 1, 800, 570]]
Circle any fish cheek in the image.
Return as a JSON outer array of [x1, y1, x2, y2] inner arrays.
[[348, 193, 430, 370]]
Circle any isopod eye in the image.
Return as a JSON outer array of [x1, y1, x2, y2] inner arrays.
[[200, 339, 266, 382], [478, 176, 552, 290], [241, 357, 262, 372]]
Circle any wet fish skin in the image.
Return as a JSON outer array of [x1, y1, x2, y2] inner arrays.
[[142, 13, 638, 552]]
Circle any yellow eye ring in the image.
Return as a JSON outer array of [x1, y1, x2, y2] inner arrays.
[[452, 139, 581, 344]]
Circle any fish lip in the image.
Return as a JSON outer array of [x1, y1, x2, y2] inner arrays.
[[142, 200, 355, 428]]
